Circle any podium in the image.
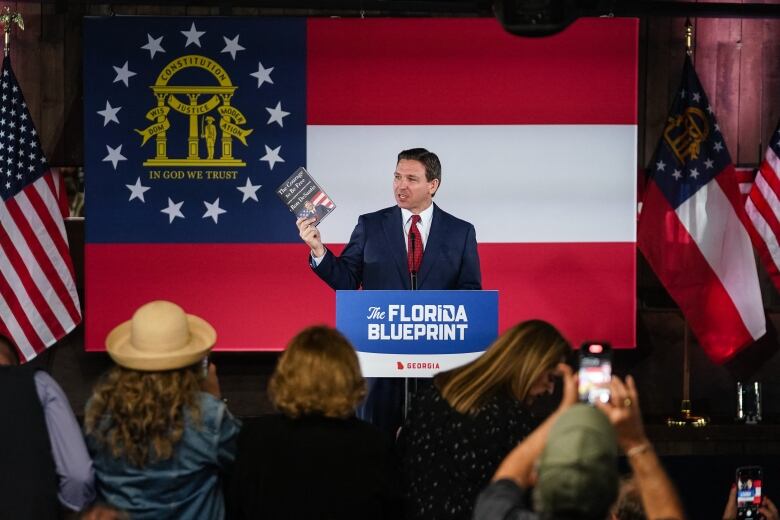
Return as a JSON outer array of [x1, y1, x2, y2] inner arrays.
[[336, 290, 498, 378]]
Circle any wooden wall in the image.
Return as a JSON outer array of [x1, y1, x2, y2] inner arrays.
[[6, 2, 780, 420]]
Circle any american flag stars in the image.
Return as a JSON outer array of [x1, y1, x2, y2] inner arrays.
[[0, 68, 47, 199]]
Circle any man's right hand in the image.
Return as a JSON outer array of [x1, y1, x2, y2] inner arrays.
[[297, 217, 326, 257]]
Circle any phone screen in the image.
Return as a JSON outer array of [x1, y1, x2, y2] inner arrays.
[[578, 342, 612, 404], [737, 466, 763, 519]]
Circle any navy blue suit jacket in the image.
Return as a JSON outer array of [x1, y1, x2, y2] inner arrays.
[[314, 204, 481, 291]]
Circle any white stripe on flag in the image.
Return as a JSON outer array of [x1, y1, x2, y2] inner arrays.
[[25, 180, 81, 312], [0, 290, 37, 360], [746, 196, 780, 272], [34, 176, 69, 243], [1, 194, 75, 333], [677, 181, 765, 339], [0, 238, 57, 347], [308, 124, 637, 243]]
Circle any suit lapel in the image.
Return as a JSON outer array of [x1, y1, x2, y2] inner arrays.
[[417, 204, 442, 288], [382, 206, 411, 289]]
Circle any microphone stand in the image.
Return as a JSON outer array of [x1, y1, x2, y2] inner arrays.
[[404, 231, 418, 419]]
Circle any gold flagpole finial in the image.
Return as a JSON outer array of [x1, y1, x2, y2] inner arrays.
[[684, 18, 694, 57], [0, 7, 24, 58]]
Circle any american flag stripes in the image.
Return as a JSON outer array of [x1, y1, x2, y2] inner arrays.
[[311, 190, 335, 209], [745, 121, 780, 293], [0, 57, 81, 362]]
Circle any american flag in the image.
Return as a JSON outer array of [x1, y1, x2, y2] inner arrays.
[[745, 120, 780, 293], [0, 57, 81, 362], [638, 56, 765, 363], [311, 190, 335, 209]]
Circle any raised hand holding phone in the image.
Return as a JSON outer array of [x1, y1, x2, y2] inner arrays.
[[578, 342, 612, 404], [736, 466, 763, 519]]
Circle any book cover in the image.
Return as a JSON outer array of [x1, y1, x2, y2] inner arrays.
[[276, 167, 336, 226]]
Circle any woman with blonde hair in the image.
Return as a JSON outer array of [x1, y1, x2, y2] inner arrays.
[[399, 319, 572, 520], [228, 325, 401, 519], [84, 301, 241, 520]]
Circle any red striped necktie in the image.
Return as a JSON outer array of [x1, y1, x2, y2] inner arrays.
[[407, 214, 423, 273]]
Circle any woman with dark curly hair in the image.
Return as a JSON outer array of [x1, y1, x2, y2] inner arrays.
[[228, 325, 401, 519], [84, 300, 241, 520]]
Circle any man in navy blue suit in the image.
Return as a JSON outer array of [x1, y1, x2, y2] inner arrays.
[[297, 148, 481, 432]]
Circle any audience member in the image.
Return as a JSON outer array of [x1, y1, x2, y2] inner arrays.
[[722, 483, 778, 520], [611, 478, 646, 520], [0, 334, 95, 518], [474, 375, 686, 520], [84, 300, 241, 520], [80, 502, 130, 520], [228, 326, 401, 519], [399, 319, 572, 520]]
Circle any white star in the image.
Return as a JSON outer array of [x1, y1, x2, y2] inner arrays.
[[126, 177, 150, 202], [656, 160, 666, 172], [141, 34, 165, 59], [237, 177, 262, 203], [707, 104, 714, 114], [692, 92, 701, 102], [260, 145, 284, 170], [161, 198, 185, 223], [266, 102, 290, 127], [102, 144, 127, 170], [112, 61, 137, 87], [672, 169, 682, 180], [181, 23, 205, 47], [680, 89, 686, 99], [690, 168, 700, 179], [714, 123, 721, 133], [221, 35, 245, 60], [713, 141, 724, 152], [97, 100, 121, 126], [202, 198, 226, 223], [704, 158, 714, 169], [250, 62, 274, 88]]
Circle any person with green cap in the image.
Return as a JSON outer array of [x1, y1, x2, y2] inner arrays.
[[474, 375, 686, 520]]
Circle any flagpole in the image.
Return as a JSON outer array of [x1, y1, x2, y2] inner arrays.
[[666, 19, 708, 428], [0, 7, 24, 58]]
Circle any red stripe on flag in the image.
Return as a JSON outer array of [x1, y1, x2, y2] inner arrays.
[[307, 17, 638, 125], [85, 242, 635, 351], [639, 181, 754, 363], [481, 242, 636, 348], [0, 267, 46, 355], [1, 198, 67, 340], [85, 243, 336, 351], [745, 149, 780, 291], [12, 188, 81, 325], [25, 182, 80, 287]]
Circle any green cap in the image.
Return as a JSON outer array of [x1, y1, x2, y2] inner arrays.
[[534, 404, 619, 519]]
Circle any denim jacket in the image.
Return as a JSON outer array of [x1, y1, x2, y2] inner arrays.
[[87, 392, 242, 520]]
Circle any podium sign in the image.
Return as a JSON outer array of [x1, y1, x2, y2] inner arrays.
[[336, 290, 498, 378]]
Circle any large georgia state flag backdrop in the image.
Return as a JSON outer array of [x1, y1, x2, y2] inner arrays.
[[83, 17, 637, 351]]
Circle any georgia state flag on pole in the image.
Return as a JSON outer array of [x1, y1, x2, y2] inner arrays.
[[638, 56, 765, 364]]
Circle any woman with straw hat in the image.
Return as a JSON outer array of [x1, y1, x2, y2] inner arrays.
[[84, 300, 241, 520]]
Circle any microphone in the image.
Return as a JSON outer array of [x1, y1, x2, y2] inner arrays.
[[410, 231, 417, 291]]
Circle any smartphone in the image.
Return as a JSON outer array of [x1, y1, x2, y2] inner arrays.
[[736, 466, 763, 519], [578, 342, 612, 404]]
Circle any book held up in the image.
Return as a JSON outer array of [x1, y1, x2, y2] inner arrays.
[[276, 167, 336, 226]]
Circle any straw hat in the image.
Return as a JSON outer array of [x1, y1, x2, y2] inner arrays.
[[105, 300, 216, 371]]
